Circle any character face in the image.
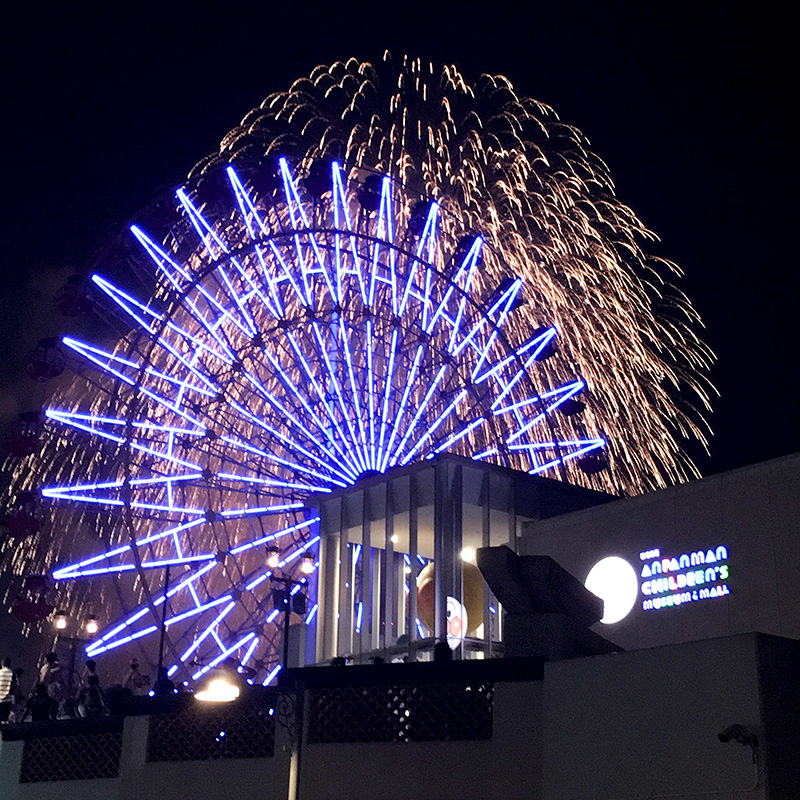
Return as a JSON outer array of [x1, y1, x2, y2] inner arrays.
[[446, 596, 468, 649]]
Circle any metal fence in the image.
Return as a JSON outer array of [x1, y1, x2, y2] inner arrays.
[[20, 728, 123, 783], [147, 700, 276, 761], [307, 681, 493, 743]]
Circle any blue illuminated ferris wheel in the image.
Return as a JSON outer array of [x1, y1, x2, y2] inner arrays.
[[42, 159, 603, 684]]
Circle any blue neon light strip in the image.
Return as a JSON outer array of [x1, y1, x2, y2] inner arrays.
[[230, 517, 320, 555], [311, 321, 367, 473], [355, 601, 363, 633], [177, 602, 236, 664], [263, 664, 282, 686], [380, 345, 424, 472], [400, 388, 468, 466], [192, 632, 256, 681]]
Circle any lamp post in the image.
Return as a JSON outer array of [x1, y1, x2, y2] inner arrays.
[[51, 611, 99, 694], [271, 551, 314, 669]]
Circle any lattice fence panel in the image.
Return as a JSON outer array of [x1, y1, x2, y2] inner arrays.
[[20, 730, 122, 783], [308, 682, 493, 743], [147, 702, 275, 761]]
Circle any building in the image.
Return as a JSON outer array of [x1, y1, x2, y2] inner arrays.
[[1, 453, 798, 798]]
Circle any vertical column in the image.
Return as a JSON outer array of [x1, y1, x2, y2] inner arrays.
[[358, 487, 372, 659], [381, 478, 395, 654], [337, 493, 352, 658], [453, 463, 464, 658], [434, 460, 463, 653], [408, 473, 419, 661], [318, 503, 340, 663], [482, 468, 492, 658]]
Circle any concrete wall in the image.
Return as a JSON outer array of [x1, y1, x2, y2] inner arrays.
[[0, 714, 290, 800], [542, 634, 766, 800], [2, 634, 793, 800], [297, 681, 543, 800], [520, 454, 800, 651]]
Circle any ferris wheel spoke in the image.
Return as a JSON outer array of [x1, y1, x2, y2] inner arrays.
[[176, 188, 230, 261], [399, 388, 469, 466], [172, 600, 236, 668], [278, 158, 337, 306], [130, 226, 238, 361], [215, 471, 332, 494], [423, 235, 483, 344], [509, 438, 606, 475], [501, 380, 586, 443], [399, 202, 439, 318], [264, 239, 310, 308], [379, 344, 424, 472], [191, 631, 256, 682], [61, 337, 209, 431], [228, 359, 360, 482], [365, 320, 377, 469], [229, 516, 320, 556], [284, 330, 365, 475], [447, 239, 484, 352], [331, 163, 367, 303], [368, 177, 398, 313], [387, 363, 448, 468], [375, 328, 399, 469], [226, 399, 354, 484], [219, 435, 347, 488], [337, 321, 370, 468], [477, 326, 557, 387], [434, 416, 487, 456], [90, 274, 160, 334], [86, 560, 220, 657], [310, 322, 369, 473]]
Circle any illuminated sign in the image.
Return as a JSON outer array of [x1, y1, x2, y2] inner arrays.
[[584, 556, 639, 624], [639, 546, 730, 611]]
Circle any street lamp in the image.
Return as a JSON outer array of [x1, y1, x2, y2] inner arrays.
[[299, 551, 315, 575], [267, 545, 281, 569], [51, 611, 99, 694], [271, 575, 308, 669]]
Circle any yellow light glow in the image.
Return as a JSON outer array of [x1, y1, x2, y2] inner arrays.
[[195, 677, 240, 703], [460, 548, 476, 564]]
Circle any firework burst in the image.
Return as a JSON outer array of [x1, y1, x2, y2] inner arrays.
[[194, 54, 714, 493]]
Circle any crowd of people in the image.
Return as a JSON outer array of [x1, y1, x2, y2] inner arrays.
[[0, 653, 155, 723]]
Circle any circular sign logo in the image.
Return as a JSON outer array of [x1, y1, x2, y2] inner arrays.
[[585, 556, 638, 624]]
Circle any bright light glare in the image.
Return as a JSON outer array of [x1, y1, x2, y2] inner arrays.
[[584, 556, 638, 624], [55, 613, 67, 630], [195, 677, 240, 703], [460, 548, 476, 563], [85, 617, 99, 635], [300, 552, 315, 575]]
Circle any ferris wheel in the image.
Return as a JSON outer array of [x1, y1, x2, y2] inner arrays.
[[40, 159, 603, 684]]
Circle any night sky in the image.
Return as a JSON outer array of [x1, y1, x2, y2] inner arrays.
[[3, 2, 797, 479]]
